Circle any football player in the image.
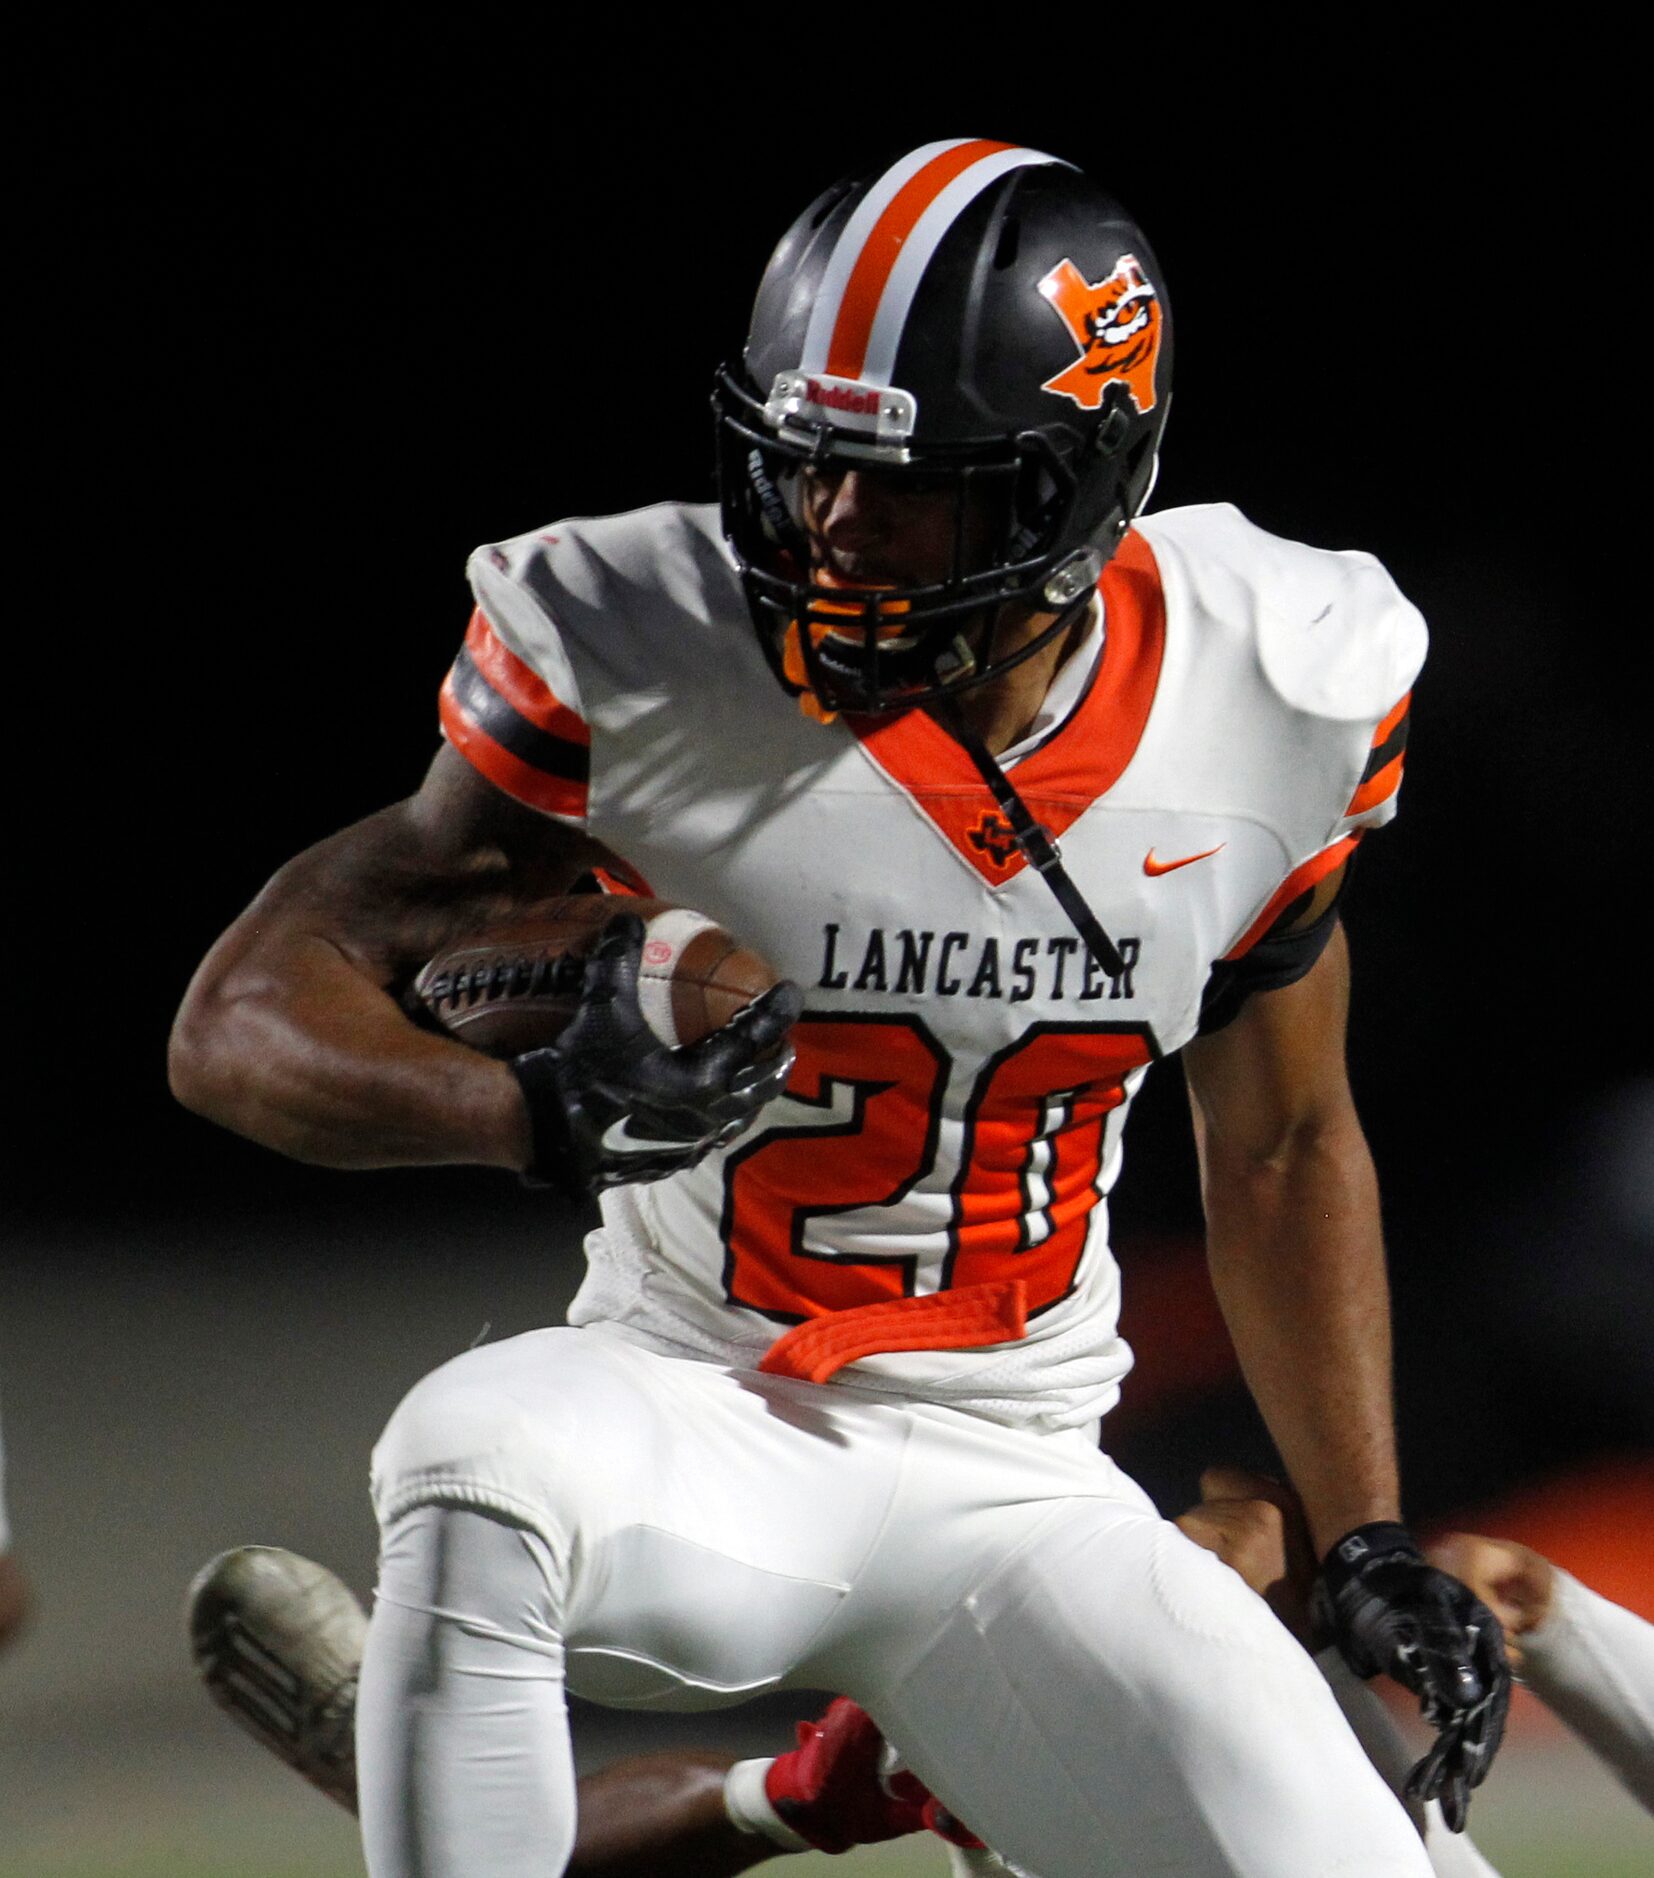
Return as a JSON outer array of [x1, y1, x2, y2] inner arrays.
[[171, 141, 1508, 1875]]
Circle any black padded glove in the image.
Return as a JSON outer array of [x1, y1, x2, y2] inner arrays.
[[509, 913, 801, 1196], [1313, 1521, 1510, 1831]]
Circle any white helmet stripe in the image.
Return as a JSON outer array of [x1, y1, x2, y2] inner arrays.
[[799, 140, 974, 376], [798, 140, 1069, 387], [862, 146, 1066, 386]]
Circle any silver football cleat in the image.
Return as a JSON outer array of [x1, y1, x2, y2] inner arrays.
[[187, 1545, 364, 1812]]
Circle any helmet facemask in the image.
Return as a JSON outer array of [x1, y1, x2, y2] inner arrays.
[[714, 363, 1124, 718]]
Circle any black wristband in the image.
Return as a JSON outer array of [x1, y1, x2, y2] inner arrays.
[[1320, 1520, 1418, 1592]]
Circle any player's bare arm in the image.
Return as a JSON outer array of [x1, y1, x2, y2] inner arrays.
[[168, 745, 601, 1172], [1183, 915, 1396, 1554], [1186, 912, 1509, 1827]]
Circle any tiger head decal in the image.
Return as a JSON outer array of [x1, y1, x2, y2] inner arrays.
[[1036, 254, 1163, 414]]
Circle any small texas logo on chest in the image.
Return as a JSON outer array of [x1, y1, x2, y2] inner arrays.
[[966, 810, 1021, 871], [1037, 254, 1163, 414]]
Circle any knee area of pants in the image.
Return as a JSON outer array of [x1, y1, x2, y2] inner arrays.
[[371, 1357, 602, 1530], [375, 1361, 520, 1462]]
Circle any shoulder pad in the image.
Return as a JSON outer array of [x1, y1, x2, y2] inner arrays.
[[472, 502, 727, 609], [466, 503, 732, 692], [1137, 503, 1427, 724]]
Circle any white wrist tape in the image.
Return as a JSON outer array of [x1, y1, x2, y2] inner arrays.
[[723, 1756, 813, 1852]]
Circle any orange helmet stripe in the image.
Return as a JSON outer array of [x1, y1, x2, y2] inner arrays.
[[825, 139, 1018, 380]]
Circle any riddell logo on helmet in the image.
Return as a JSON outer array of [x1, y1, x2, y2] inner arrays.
[[1036, 255, 1162, 414], [803, 379, 883, 417]]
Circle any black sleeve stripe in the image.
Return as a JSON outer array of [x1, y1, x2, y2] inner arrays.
[[1198, 864, 1352, 1034], [1360, 707, 1410, 783], [447, 647, 591, 783], [1198, 900, 1342, 1034]]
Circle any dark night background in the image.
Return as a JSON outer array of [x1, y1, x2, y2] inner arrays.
[[4, 21, 1649, 1872]]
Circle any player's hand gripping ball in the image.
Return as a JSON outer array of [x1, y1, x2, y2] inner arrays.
[[1314, 1521, 1511, 1832], [410, 896, 784, 1054], [411, 898, 801, 1195]]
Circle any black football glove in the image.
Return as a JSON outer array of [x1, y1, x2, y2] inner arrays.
[[1313, 1521, 1510, 1831], [509, 912, 801, 1196]]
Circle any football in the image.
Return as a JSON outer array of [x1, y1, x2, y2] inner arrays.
[[408, 896, 782, 1057]]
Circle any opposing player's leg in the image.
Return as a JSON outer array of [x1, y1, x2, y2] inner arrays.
[[189, 1545, 930, 1873]]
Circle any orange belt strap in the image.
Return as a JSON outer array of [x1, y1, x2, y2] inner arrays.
[[758, 1280, 1028, 1385]]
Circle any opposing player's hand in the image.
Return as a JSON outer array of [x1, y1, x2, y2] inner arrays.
[[510, 913, 801, 1193], [1313, 1522, 1510, 1831], [1427, 1533, 1557, 1676], [1175, 1465, 1316, 1641]]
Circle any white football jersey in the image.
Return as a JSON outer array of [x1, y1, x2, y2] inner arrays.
[[441, 501, 1425, 1431]]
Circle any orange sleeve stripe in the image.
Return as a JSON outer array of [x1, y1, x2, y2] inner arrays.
[[464, 607, 590, 749], [1223, 835, 1360, 961], [440, 674, 589, 820], [1372, 689, 1411, 747], [1345, 749, 1406, 817]]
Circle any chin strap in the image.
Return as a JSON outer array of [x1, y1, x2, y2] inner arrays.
[[936, 690, 1125, 980]]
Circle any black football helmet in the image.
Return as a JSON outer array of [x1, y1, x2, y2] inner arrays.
[[714, 139, 1172, 716]]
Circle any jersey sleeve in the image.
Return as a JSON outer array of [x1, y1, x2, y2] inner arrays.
[[437, 545, 592, 824], [1339, 686, 1412, 830], [1225, 519, 1427, 965], [1215, 670, 1417, 967]]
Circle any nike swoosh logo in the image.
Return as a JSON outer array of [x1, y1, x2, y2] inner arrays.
[[1143, 844, 1225, 876], [601, 1117, 691, 1157]]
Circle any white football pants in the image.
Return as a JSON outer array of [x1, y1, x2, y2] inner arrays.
[[362, 1323, 1433, 1877]]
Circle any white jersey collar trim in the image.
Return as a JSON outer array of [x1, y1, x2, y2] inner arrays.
[[1000, 601, 1106, 770]]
